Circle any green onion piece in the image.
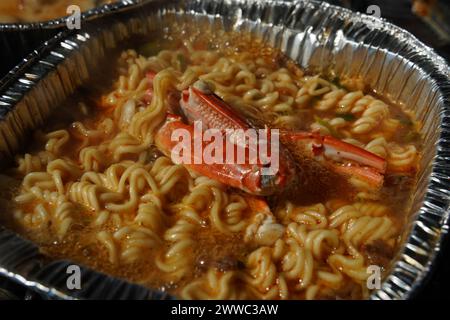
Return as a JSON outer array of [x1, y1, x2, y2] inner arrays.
[[138, 41, 161, 57], [314, 116, 340, 138], [336, 113, 356, 121], [207, 42, 216, 50], [330, 76, 343, 88], [399, 118, 413, 126], [404, 131, 421, 143], [177, 54, 187, 72]]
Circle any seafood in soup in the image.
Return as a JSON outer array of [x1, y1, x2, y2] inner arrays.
[[0, 30, 421, 300]]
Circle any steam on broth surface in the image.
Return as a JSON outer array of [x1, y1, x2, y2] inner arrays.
[[0, 28, 421, 299]]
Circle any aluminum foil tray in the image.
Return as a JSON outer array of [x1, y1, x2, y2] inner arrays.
[[0, 0, 143, 77], [0, 0, 449, 300]]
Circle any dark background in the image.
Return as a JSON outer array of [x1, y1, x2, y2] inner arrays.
[[0, 0, 449, 300]]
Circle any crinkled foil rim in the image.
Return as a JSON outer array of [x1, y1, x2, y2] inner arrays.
[[0, 0, 449, 300]]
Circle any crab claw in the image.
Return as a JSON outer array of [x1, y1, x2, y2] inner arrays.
[[153, 80, 297, 196], [155, 114, 292, 195], [180, 80, 250, 130]]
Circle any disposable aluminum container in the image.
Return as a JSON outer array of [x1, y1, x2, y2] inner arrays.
[[0, 0, 449, 300], [0, 0, 142, 77]]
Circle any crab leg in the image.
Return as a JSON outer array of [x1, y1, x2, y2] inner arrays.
[[332, 165, 384, 189], [280, 131, 386, 188], [280, 131, 386, 173]]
